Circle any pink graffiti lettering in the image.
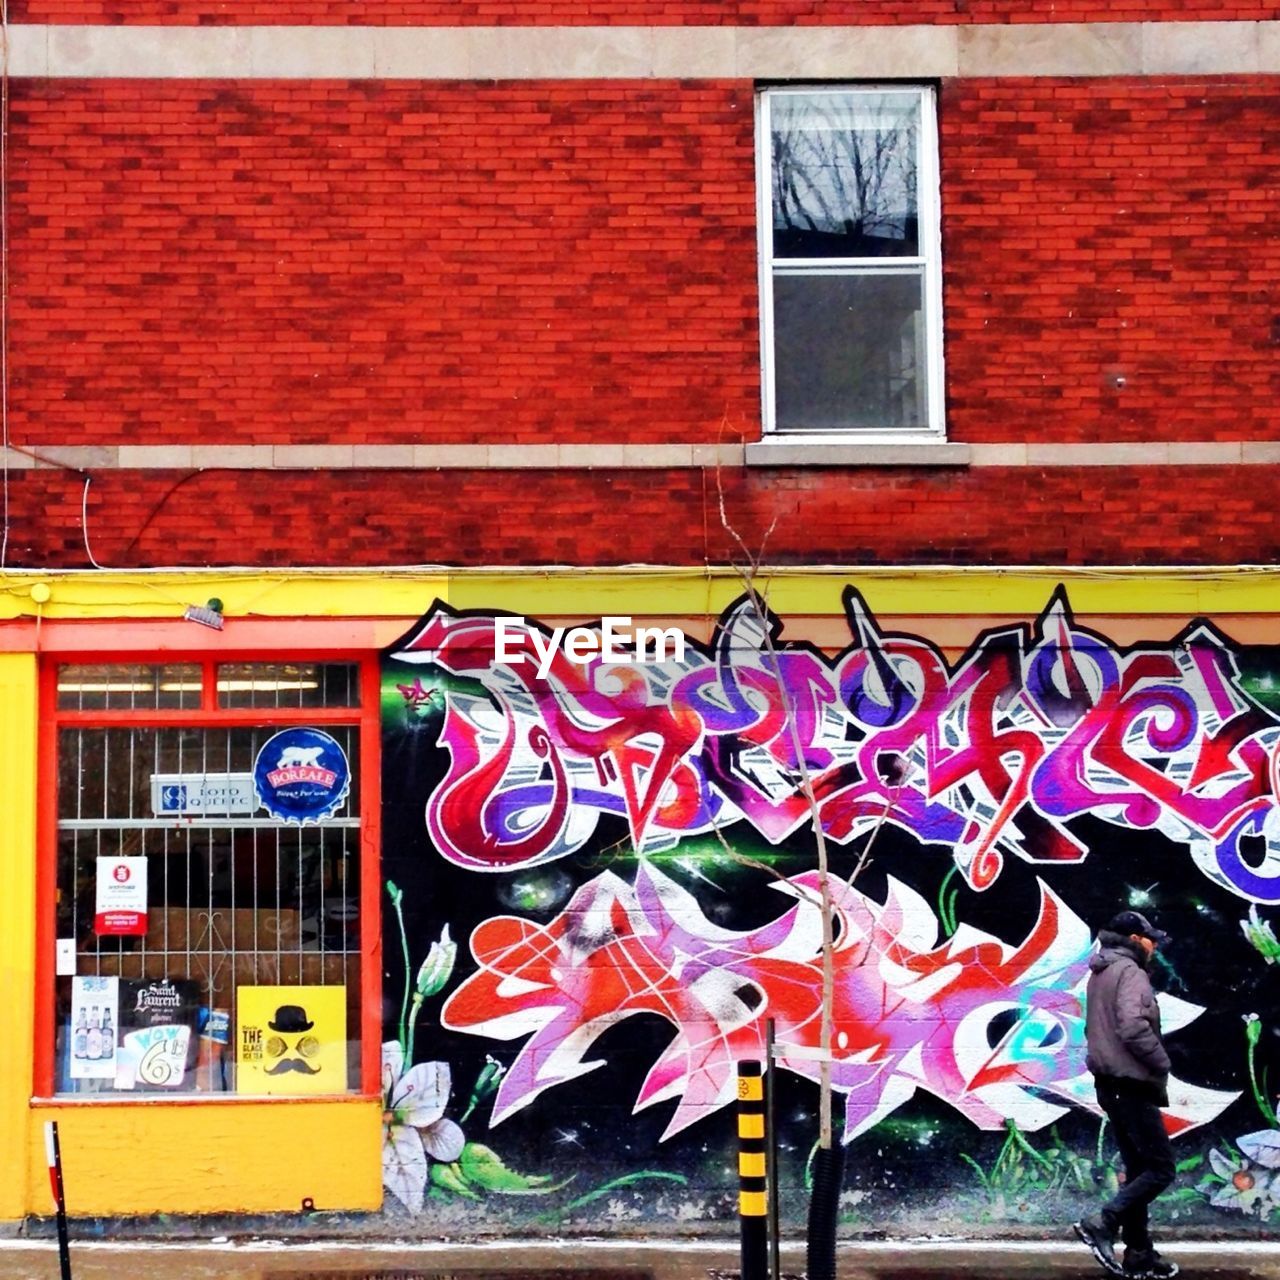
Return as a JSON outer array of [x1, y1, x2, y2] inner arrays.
[[440, 863, 1235, 1140], [390, 591, 1280, 900]]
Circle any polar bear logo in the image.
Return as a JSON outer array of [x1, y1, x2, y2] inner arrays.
[[278, 745, 324, 769]]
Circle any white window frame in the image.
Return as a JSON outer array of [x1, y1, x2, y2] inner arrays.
[[756, 84, 946, 441]]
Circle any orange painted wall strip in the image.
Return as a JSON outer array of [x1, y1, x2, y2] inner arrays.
[[359, 658, 384, 1098], [0, 617, 391, 655], [31, 661, 60, 1100]]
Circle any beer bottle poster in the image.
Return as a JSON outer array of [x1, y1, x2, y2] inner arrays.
[[235, 985, 346, 1095], [69, 975, 119, 1081]]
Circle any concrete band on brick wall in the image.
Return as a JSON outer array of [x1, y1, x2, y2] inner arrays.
[[5, 21, 1280, 79], [4, 442, 1279, 470]]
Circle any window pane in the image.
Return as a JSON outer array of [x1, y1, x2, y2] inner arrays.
[[217, 662, 360, 710], [772, 91, 920, 260], [772, 271, 927, 432], [57, 664, 202, 712]]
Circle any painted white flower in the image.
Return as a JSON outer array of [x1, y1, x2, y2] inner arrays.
[[1242, 906, 1280, 964], [381, 1040, 466, 1214], [1239, 1130, 1280, 1169], [1206, 1134, 1280, 1217]]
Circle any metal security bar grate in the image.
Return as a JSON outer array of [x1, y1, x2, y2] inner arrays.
[[55, 720, 362, 1095]]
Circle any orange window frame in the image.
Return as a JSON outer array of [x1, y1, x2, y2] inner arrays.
[[33, 641, 383, 1101]]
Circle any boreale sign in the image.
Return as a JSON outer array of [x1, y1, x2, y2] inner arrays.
[[252, 728, 350, 824], [94, 855, 148, 936]]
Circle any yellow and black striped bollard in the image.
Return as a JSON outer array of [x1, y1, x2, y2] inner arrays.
[[737, 1059, 768, 1280]]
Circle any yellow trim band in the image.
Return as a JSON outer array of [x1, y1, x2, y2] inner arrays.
[[738, 1114, 765, 1139], [739, 1152, 767, 1178], [3, 566, 1280, 623], [737, 1076, 763, 1102], [739, 1190, 768, 1217]]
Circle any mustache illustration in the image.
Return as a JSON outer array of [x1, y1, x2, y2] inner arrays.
[[265, 1058, 321, 1076]]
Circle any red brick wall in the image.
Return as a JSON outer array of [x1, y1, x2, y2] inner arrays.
[[943, 79, 1280, 445], [5, 465, 1278, 569], [10, 77, 1279, 452], [10, 1, 1279, 26], [9, 80, 758, 449]]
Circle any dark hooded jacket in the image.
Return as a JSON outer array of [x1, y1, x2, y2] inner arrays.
[[1085, 929, 1171, 1097]]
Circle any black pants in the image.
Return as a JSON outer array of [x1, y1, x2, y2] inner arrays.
[[1095, 1075, 1176, 1252]]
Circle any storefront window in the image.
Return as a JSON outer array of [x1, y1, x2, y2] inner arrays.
[[57, 663, 203, 712], [216, 662, 360, 710], [50, 661, 366, 1098]]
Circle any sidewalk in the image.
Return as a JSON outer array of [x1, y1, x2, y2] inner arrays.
[[2, 1238, 1280, 1280]]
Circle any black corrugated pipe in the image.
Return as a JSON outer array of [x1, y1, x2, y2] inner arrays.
[[806, 1143, 845, 1280]]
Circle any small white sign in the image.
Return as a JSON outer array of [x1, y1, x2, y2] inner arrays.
[[55, 939, 76, 976], [151, 772, 257, 817], [94, 855, 148, 936]]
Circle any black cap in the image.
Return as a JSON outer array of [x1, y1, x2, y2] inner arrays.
[[1107, 909, 1171, 947]]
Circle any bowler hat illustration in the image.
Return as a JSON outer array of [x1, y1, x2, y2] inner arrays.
[[268, 1004, 314, 1033]]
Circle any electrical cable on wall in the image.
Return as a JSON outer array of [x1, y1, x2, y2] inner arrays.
[[81, 476, 104, 569]]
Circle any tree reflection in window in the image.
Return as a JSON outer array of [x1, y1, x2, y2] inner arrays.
[[771, 92, 920, 261]]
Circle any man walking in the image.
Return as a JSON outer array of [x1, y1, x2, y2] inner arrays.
[[1073, 909, 1179, 1280]]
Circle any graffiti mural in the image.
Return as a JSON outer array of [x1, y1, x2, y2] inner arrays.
[[380, 588, 1280, 1232]]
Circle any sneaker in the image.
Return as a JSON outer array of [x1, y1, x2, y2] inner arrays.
[[1123, 1248, 1179, 1279], [1073, 1217, 1122, 1275]]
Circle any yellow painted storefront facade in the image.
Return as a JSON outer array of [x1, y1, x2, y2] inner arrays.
[[2, 563, 1279, 1223]]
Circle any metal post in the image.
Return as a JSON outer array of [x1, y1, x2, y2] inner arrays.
[[737, 1059, 768, 1280], [765, 1020, 780, 1280], [44, 1121, 73, 1280]]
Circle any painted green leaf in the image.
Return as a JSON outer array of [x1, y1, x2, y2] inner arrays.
[[458, 1143, 575, 1195], [429, 1160, 481, 1200], [558, 1171, 689, 1212]]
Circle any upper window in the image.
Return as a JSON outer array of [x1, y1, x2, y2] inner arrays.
[[758, 86, 944, 438]]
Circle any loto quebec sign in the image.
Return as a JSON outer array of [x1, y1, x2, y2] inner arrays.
[[151, 772, 257, 817]]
